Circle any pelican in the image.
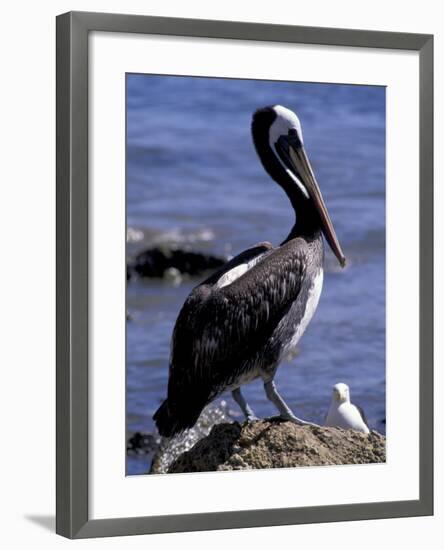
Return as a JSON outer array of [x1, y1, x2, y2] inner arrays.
[[154, 105, 346, 437]]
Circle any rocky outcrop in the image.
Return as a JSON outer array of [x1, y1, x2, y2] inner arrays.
[[164, 419, 385, 473], [149, 402, 233, 474], [127, 431, 160, 455], [129, 247, 227, 279]]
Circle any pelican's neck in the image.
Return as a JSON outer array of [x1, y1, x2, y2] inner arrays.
[[250, 115, 323, 243], [283, 193, 323, 243]]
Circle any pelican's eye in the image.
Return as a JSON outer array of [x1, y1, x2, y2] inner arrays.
[[287, 128, 302, 148]]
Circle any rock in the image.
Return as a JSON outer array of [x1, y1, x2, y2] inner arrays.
[[163, 266, 182, 286], [130, 247, 227, 279], [166, 419, 386, 473], [127, 431, 161, 455], [150, 401, 234, 474]]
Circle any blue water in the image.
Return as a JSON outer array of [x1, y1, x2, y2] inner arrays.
[[126, 74, 386, 475]]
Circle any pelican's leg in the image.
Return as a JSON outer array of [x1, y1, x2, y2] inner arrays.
[[263, 380, 319, 427], [232, 388, 258, 422]]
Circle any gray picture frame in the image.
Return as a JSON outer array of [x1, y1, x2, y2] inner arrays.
[[56, 10, 434, 539]]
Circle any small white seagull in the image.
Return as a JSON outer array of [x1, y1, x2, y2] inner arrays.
[[325, 383, 370, 434]]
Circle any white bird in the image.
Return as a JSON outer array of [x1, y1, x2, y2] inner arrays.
[[325, 383, 370, 434]]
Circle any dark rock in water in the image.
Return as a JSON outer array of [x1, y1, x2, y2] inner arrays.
[[130, 247, 227, 279], [166, 420, 386, 473], [127, 431, 161, 455]]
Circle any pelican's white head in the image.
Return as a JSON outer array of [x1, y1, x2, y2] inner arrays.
[[332, 382, 350, 404], [268, 105, 304, 148]]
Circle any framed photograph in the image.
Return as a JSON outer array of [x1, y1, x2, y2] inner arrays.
[[56, 11, 433, 538]]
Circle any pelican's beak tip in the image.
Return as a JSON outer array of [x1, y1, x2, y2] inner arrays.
[[340, 257, 347, 269]]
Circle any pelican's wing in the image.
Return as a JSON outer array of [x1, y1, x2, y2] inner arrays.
[[199, 241, 273, 288], [167, 239, 308, 406]]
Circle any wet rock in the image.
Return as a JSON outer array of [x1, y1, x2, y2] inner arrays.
[[130, 247, 227, 279], [166, 419, 386, 473], [150, 401, 234, 474]]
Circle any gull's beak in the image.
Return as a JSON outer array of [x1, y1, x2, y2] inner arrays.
[[334, 388, 345, 402], [277, 135, 346, 268]]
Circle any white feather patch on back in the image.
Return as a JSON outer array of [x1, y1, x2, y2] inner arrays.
[[216, 251, 268, 289], [216, 263, 250, 289]]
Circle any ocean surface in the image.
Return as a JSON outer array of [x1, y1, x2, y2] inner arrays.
[[126, 75, 386, 475]]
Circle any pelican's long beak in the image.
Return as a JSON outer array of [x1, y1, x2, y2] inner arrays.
[[277, 135, 346, 268]]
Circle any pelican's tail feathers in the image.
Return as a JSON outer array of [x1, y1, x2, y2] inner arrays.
[[153, 398, 203, 438]]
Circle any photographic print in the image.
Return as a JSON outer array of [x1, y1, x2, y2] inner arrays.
[[125, 74, 386, 476]]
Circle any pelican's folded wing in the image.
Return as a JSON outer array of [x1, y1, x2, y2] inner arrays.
[[200, 241, 273, 288], [168, 239, 308, 404]]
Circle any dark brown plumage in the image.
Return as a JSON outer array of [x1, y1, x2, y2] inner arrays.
[[154, 105, 345, 437]]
